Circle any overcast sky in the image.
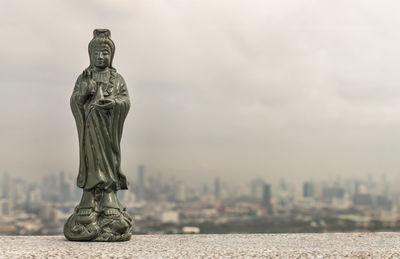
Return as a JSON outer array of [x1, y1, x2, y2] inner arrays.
[[1, 0, 400, 185]]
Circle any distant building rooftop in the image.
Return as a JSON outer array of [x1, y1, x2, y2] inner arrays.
[[1, 233, 399, 258]]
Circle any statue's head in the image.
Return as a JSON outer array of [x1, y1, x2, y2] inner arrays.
[[88, 29, 115, 70]]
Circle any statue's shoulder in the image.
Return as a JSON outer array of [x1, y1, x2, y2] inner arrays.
[[113, 72, 127, 86], [113, 72, 125, 81], [74, 73, 84, 88], [75, 71, 86, 83]]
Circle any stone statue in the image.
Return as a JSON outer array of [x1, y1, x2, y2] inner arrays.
[[64, 29, 133, 241]]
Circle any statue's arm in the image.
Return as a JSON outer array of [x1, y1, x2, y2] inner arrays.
[[70, 75, 86, 150], [110, 75, 131, 149], [115, 75, 131, 106], [93, 74, 130, 110], [71, 75, 80, 101], [71, 73, 93, 106]]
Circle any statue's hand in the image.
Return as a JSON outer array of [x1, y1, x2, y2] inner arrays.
[[93, 99, 115, 110], [80, 69, 96, 99]]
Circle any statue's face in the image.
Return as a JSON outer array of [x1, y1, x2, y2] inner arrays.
[[92, 44, 111, 69]]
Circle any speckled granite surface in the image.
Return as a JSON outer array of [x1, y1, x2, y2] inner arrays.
[[0, 233, 399, 258]]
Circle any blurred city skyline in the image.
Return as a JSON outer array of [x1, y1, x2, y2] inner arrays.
[[2, 1, 400, 184], [0, 166, 398, 235]]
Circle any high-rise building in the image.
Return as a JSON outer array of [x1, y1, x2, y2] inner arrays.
[[136, 165, 145, 201], [2, 173, 11, 200], [279, 179, 287, 191], [42, 174, 59, 202], [39, 203, 52, 221], [202, 184, 209, 195], [2, 173, 13, 215], [27, 185, 42, 211], [303, 182, 314, 198], [251, 178, 265, 199], [322, 186, 345, 201], [59, 171, 72, 202], [262, 183, 272, 214], [215, 178, 221, 201], [175, 182, 186, 202], [138, 165, 145, 187], [13, 178, 26, 204], [353, 193, 373, 206]]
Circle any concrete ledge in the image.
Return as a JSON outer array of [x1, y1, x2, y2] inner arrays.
[[1, 233, 400, 258]]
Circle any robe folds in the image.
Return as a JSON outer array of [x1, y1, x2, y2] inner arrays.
[[70, 70, 130, 190]]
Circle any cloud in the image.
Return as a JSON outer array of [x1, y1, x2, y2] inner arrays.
[[1, 0, 400, 184]]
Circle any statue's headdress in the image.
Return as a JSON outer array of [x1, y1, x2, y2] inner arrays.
[[88, 29, 115, 68]]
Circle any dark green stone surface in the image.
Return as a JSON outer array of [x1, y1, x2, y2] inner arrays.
[[64, 29, 133, 241]]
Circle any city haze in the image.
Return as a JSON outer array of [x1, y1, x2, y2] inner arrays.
[[1, 0, 400, 185]]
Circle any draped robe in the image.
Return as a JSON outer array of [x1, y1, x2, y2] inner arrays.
[[70, 70, 130, 190]]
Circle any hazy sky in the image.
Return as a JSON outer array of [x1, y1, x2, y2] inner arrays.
[[1, 0, 400, 184]]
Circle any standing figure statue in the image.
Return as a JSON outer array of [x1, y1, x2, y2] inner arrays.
[[64, 29, 133, 241]]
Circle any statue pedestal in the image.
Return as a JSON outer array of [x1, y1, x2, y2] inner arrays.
[[64, 190, 133, 242]]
